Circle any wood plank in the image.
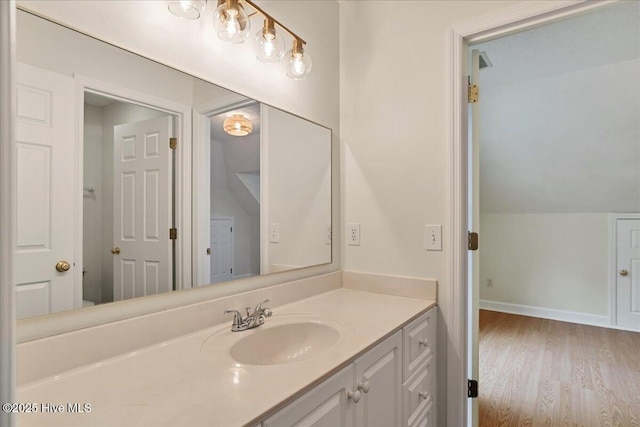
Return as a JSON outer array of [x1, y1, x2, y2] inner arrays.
[[479, 310, 640, 426]]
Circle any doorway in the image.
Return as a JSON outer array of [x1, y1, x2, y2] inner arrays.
[[464, 1, 640, 425], [83, 92, 178, 306], [449, 1, 640, 426]]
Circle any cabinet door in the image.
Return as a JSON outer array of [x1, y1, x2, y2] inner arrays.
[[354, 331, 402, 427], [263, 365, 355, 427], [403, 308, 436, 381], [403, 355, 435, 427]]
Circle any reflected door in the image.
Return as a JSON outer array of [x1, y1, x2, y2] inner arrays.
[[210, 218, 233, 283], [113, 116, 173, 300], [617, 218, 640, 330], [15, 63, 77, 319]]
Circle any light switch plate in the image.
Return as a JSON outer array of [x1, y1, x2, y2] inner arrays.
[[425, 225, 442, 251]]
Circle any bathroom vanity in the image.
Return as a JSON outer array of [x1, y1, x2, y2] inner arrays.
[[17, 273, 437, 427]]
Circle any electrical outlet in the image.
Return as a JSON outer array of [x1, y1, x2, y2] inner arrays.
[[486, 278, 493, 288], [348, 223, 360, 246], [325, 223, 332, 245], [269, 223, 280, 243], [425, 225, 442, 251]]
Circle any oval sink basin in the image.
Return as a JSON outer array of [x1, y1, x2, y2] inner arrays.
[[229, 322, 340, 365]]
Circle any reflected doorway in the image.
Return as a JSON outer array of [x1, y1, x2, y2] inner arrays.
[[83, 92, 178, 306]]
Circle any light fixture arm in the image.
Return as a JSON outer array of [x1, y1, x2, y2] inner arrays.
[[242, 0, 307, 46]]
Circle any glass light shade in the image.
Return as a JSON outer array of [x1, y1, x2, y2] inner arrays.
[[223, 114, 253, 136], [213, 0, 250, 44], [286, 42, 312, 80], [166, 0, 207, 20], [254, 22, 285, 63]]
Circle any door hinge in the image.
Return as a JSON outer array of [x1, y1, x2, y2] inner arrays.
[[468, 231, 479, 251], [230, 227, 233, 232], [468, 84, 479, 103], [169, 228, 177, 240], [468, 379, 478, 398], [230, 268, 233, 274], [169, 137, 177, 150]]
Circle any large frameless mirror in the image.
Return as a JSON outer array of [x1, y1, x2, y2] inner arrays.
[[15, 9, 331, 320]]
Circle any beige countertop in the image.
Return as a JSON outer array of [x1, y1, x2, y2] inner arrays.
[[18, 288, 435, 427]]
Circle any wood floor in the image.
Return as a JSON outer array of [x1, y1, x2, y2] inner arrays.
[[479, 310, 640, 427]]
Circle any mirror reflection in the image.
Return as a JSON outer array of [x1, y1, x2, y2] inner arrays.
[[16, 10, 331, 319]]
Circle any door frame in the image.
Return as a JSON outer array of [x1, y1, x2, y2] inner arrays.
[[608, 213, 640, 330], [74, 75, 193, 298], [192, 94, 256, 285], [448, 1, 616, 425]]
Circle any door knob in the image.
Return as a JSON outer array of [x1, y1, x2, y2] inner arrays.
[[357, 381, 370, 393], [419, 391, 429, 400], [347, 390, 361, 403], [111, 247, 120, 255], [620, 270, 628, 277], [55, 261, 71, 272]]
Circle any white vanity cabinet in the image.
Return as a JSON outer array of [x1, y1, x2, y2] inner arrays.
[[262, 364, 355, 427], [262, 331, 402, 427], [261, 306, 437, 427], [401, 308, 437, 427]]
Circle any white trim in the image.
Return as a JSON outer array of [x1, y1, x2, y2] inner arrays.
[[479, 300, 609, 328], [608, 213, 640, 330], [448, 2, 616, 426], [0, 1, 16, 425], [260, 103, 269, 274]]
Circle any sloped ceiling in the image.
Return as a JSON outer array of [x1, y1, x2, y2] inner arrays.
[[475, 1, 640, 213]]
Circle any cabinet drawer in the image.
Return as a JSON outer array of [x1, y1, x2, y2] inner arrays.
[[403, 307, 436, 381], [402, 356, 435, 427]]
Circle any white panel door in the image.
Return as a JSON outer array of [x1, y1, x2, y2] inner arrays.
[[210, 217, 233, 284], [15, 63, 77, 319], [616, 218, 640, 330], [355, 330, 402, 427], [113, 116, 172, 300]]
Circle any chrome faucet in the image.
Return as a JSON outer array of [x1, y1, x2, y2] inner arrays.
[[224, 299, 272, 332]]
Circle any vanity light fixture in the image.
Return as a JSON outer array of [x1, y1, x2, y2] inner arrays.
[[166, 0, 207, 20], [214, 0, 251, 44], [166, 0, 312, 80], [254, 18, 284, 63], [223, 114, 253, 136], [286, 38, 312, 80]]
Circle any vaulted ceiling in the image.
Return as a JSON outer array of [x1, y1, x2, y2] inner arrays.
[[475, 1, 640, 213]]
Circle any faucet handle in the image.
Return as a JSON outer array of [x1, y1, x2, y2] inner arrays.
[[255, 299, 270, 312], [224, 309, 244, 326]]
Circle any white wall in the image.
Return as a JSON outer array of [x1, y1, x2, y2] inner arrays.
[[82, 104, 104, 304], [479, 213, 609, 315], [339, 1, 522, 424], [264, 105, 331, 272]]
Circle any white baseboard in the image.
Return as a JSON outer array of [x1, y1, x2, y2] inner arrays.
[[479, 299, 610, 328]]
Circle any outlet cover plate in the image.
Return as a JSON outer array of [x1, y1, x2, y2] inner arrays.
[[348, 223, 360, 246]]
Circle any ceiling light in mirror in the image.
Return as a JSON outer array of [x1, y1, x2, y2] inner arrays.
[[286, 39, 312, 80], [214, 0, 250, 44], [224, 114, 253, 136], [167, 0, 207, 20], [254, 18, 284, 63]]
